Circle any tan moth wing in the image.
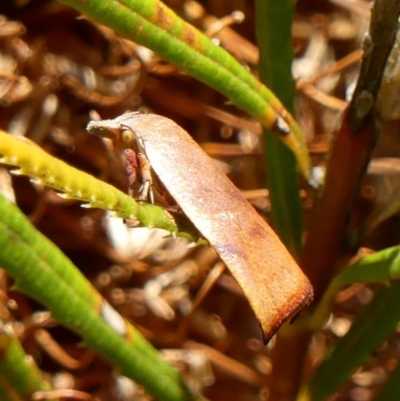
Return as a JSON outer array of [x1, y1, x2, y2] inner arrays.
[[106, 113, 312, 342]]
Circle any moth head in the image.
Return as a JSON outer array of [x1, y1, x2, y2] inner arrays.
[[120, 128, 136, 147]]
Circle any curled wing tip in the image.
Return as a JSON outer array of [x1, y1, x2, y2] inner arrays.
[[260, 282, 313, 344]]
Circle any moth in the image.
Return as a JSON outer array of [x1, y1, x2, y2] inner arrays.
[[87, 112, 312, 342]]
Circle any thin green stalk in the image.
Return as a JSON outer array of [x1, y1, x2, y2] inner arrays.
[[255, 0, 302, 257], [254, 3, 306, 400]]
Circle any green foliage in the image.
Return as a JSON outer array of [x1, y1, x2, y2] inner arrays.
[[0, 193, 194, 401], [57, 0, 311, 180], [0, 327, 54, 401], [0, 131, 177, 233], [305, 282, 400, 401], [255, 0, 303, 257], [304, 247, 400, 400]]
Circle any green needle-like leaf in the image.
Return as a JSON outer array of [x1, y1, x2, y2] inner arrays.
[[301, 281, 400, 401], [56, 0, 311, 180], [0, 131, 177, 233], [0, 327, 55, 401], [311, 246, 400, 329], [373, 359, 400, 401], [302, 246, 400, 401], [0, 194, 195, 401], [334, 247, 400, 286], [255, 0, 302, 257]]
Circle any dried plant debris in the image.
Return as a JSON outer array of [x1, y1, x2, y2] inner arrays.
[[2, 1, 400, 400]]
